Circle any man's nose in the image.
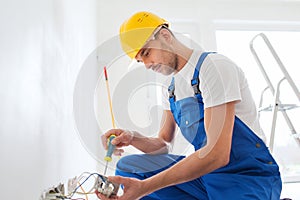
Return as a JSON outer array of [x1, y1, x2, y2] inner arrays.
[[136, 56, 152, 70]]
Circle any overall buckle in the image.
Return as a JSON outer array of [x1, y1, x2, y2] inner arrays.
[[191, 78, 201, 95], [168, 84, 176, 100]]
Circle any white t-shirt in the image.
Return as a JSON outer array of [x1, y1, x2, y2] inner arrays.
[[162, 50, 266, 142]]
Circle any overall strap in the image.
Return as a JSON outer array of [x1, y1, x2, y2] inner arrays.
[[191, 52, 216, 95], [168, 52, 216, 101]]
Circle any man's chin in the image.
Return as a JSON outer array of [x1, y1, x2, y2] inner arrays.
[[160, 69, 174, 76], [160, 71, 171, 76]]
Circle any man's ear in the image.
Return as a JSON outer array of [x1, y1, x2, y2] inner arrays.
[[158, 28, 173, 43]]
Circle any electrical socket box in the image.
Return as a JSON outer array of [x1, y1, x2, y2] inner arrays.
[[95, 175, 120, 198], [39, 183, 65, 200]]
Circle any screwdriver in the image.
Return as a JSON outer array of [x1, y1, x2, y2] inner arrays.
[[103, 134, 116, 175], [103, 66, 116, 175]]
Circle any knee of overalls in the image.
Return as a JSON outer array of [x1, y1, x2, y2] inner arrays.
[[115, 154, 185, 179], [116, 154, 145, 174]]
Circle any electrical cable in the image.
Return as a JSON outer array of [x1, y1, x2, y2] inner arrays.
[[57, 173, 105, 200], [76, 173, 98, 194], [79, 184, 89, 200], [71, 173, 105, 196]]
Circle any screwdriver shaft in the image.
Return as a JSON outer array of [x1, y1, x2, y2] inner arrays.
[[104, 161, 109, 175]]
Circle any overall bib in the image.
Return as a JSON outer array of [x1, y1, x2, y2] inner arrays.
[[116, 52, 282, 200]]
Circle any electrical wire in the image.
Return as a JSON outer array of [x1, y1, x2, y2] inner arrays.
[[57, 173, 106, 200], [79, 184, 89, 200], [71, 173, 105, 196], [76, 173, 98, 194]]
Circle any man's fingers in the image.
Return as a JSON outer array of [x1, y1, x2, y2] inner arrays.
[[111, 135, 121, 145], [111, 133, 128, 146], [95, 189, 119, 200], [113, 148, 124, 156], [105, 129, 123, 137], [101, 134, 108, 149], [102, 129, 124, 149], [111, 131, 133, 146]]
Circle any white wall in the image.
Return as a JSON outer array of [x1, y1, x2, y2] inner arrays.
[[1, 0, 300, 199], [97, 0, 300, 49], [0, 0, 100, 199]]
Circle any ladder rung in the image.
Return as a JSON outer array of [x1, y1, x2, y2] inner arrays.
[[259, 104, 300, 112]]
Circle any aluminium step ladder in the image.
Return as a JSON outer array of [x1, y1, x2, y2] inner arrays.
[[249, 33, 300, 153]]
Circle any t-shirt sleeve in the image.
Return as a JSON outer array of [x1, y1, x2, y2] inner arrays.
[[199, 54, 242, 109]]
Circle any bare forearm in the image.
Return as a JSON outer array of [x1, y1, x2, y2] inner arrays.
[[141, 103, 235, 195], [129, 110, 175, 154], [130, 131, 168, 154]]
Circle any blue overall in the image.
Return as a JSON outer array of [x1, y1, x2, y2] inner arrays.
[[116, 52, 282, 199]]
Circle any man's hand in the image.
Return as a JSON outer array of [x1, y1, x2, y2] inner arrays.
[[95, 176, 147, 200], [101, 129, 134, 156]]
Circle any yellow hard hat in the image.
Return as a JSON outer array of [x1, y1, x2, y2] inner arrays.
[[119, 11, 169, 59]]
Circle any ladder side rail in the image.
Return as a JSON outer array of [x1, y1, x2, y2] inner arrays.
[[257, 33, 300, 144], [270, 78, 300, 151], [258, 87, 271, 115], [259, 33, 300, 102], [250, 33, 300, 149], [257, 81, 299, 147], [250, 36, 275, 95], [278, 90, 300, 147], [270, 78, 285, 152]]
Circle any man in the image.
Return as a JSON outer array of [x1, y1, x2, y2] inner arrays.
[[97, 11, 282, 200]]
